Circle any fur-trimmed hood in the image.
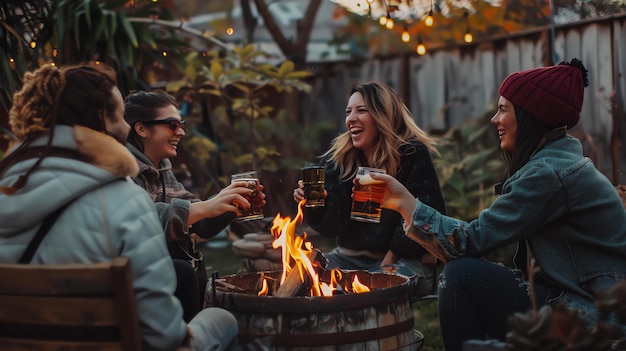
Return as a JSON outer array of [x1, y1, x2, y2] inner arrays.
[[0, 125, 139, 235]]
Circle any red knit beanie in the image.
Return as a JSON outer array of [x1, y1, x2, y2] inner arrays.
[[498, 58, 589, 129]]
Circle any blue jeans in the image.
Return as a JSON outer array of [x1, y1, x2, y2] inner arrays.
[[188, 307, 239, 351], [438, 257, 555, 351]]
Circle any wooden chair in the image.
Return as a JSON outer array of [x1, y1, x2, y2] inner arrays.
[[0, 256, 142, 351]]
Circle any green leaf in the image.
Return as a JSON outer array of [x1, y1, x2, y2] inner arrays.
[[277, 60, 295, 79], [185, 64, 197, 82], [234, 153, 254, 166], [119, 17, 138, 48], [210, 61, 223, 80], [81, 0, 92, 29], [286, 70, 313, 79]]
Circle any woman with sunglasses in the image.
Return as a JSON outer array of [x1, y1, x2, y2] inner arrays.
[[124, 90, 266, 322]]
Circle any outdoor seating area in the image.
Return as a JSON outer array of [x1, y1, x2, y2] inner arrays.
[[1, 1, 626, 351]]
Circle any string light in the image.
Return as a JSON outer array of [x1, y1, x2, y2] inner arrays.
[[9, 58, 15, 63], [385, 17, 394, 29], [30, 41, 37, 49], [416, 34, 426, 55], [162, 51, 167, 57], [425, 0, 434, 27], [463, 12, 473, 43], [401, 24, 410, 43], [425, 11, 434, 26], [333, 0, 492, 48], [226, 27, 234, 35]]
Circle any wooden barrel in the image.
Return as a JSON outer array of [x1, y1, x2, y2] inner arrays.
[[206, 270, 420, 350]]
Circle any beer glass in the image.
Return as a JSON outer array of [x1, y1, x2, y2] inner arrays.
[[231, 171, 264, 221], [350, 167, 386, 223], [301, 165, 325, 207]]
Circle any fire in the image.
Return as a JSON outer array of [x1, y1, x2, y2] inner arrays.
[[351, 276, 370, 293], [262, 200, 370, 297], [257, 279, 268, 296]]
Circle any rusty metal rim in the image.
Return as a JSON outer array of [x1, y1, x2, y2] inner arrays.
[[237, 318, 415, 346], [213, 282, 410, 313]]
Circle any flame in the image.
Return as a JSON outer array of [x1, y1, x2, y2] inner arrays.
[[351, 275, 370, 293], [268, 200, 370, 296], [257, 279, 268, 296]]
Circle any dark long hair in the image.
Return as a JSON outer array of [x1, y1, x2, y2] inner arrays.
[[501, 106, 550, 178], [124, 90, 178, 153]]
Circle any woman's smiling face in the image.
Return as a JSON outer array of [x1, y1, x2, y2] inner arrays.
[[491, 96, 518, 152], [345, 92, 379, 154], [141, 104, 185, 165]]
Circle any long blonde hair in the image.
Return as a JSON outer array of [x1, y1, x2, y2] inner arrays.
[[322, 81, 437, 180]]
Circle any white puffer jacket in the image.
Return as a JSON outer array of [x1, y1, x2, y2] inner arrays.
[[0, 125, 187, 351]]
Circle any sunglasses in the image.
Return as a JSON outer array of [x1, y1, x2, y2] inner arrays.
[[141, 118, 186, 131]]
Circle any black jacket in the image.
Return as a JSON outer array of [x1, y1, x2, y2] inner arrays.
[[304, 140, 446, 260]]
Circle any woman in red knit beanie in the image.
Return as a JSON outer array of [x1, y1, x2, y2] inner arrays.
[[366, 59, 626, 350]]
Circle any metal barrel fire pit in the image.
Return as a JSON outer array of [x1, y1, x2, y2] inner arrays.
[[205, 270, 420, 350]]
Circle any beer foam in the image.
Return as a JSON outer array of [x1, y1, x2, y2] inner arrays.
[[358, 174, 385, 185]]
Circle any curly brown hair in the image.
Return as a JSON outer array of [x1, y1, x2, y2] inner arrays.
[[9, 63, 118, 141], [1, 63, 119, 194]]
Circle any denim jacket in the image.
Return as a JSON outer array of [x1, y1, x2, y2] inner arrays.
[[405, 135, 626, 328]]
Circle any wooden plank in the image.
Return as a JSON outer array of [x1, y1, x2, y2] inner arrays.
[[0, 296, 116, 325], [0, 337, 123, 351], [274, 249, 323, 297], [0, 263, 113, 295]]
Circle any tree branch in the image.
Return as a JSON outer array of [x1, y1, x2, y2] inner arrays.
[[252, 0, 292, 57]]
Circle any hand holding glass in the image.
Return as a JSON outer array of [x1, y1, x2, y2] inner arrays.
[[350, 167, 387, 223], [231, 171, 264, 221], [301, 165, 325, 207]]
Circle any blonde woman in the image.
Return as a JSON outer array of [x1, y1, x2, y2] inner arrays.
[[294, 81, 446, 295]]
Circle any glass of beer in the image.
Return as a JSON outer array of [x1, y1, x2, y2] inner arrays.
[[301, 165, 325, 207], [231, 171, 264, 221], [350, 167, 386, 223]]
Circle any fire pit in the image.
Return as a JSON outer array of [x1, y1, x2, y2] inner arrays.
[[205, 203, 422, 349], [206, 270, 419, 350]]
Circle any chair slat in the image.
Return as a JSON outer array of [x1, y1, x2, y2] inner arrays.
[[0, 257, 143, 351], [0, 264, 113, 295], [0, 295, 116, 325], [0, 337, 123, 351]]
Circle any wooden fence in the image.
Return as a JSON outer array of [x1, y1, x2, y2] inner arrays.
[[302, 13, 626, 185]]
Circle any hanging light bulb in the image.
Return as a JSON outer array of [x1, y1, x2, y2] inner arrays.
[[463, 13, 473, 43], [424, 0, 434, 26], [425, 10, 434, 26], [416, 35, 426, 55], [401, 24, 410, 43], [379, 15, 388, 26], [385, 17, 394, 29]]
